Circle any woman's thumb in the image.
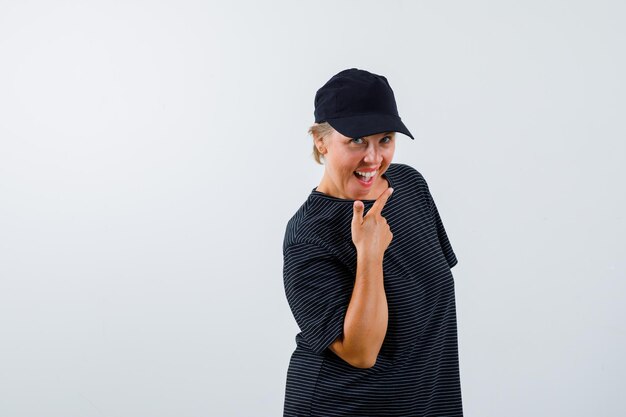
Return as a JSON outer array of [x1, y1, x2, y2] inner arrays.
[[352, 200, 364, 225]]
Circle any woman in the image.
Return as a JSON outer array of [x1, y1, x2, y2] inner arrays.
[[283, 68, 463, 416]]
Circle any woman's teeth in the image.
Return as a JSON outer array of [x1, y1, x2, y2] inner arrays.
[[355, 170, 377, 178]]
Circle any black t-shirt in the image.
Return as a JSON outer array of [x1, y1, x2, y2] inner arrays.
[[282, 162, 463, 417]]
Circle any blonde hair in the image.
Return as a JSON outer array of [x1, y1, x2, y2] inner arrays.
[[308, 122, 335, 165]]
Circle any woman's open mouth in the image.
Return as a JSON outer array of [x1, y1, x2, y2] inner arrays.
[[354, 170, 377, 186]]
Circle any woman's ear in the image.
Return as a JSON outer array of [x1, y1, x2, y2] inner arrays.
[[313, 134, 327, 154]]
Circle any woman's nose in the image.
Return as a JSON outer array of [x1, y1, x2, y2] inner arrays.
[[363, 145, 382, 164]]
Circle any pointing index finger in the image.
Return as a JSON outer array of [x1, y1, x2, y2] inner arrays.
[[369, 187, 394, 215]]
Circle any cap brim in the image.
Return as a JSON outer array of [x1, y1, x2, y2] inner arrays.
[[326, 113, 414, 140]]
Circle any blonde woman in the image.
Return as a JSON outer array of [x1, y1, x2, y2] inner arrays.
[[283, 68, 463, 416]]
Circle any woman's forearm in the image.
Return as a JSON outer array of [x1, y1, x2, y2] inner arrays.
[[336, 251, 388, 368]]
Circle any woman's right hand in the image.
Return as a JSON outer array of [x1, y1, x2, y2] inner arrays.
[[351, 187, 394, 260]]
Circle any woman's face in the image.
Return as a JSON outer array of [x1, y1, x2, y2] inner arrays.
[[317, 129, 396, 200]]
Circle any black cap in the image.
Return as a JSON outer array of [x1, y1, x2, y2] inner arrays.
[[314, 68, 414, 140]]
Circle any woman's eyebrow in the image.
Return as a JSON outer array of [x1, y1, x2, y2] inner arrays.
[[358, 132, 395, 140], [369, 132, 394, 138]]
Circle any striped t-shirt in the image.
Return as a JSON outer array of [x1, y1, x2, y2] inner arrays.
[[282, 162, 463, 417]]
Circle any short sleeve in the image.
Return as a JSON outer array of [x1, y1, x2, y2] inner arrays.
[[283, 242, 354, 355], [427, 187, 459, 269]]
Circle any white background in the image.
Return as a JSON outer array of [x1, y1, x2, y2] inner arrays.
[[1, 1, 624, 416]]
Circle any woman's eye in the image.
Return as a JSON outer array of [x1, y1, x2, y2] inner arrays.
[[351, 136, 392, 144]]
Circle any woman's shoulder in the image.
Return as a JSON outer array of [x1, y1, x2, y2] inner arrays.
[[388, 162, 424, 180], [387, 162, 429, 191], [282, 197, 351, 254]]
